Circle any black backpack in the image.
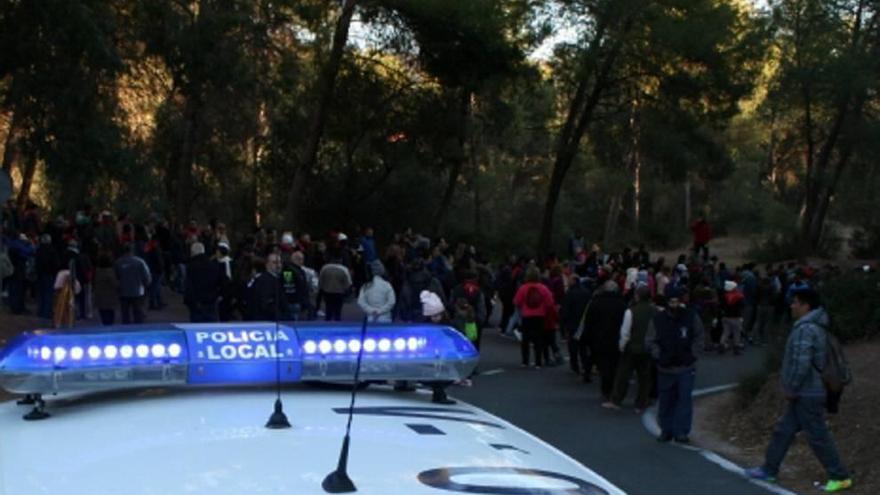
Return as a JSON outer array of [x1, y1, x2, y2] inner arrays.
[[815, 326, 853, 394]]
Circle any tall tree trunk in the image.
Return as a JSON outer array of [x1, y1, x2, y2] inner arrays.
[[536, 15, 633, 256], [175, 97, 200, 224], [284, 0, 358, 228], [603, 191, 624, 247], [431, 89, 471, 236], [2, 109, 24, 175], [15, 159, 36, 209], [806, 145, 852, 247], [684, 177, 692, 227]]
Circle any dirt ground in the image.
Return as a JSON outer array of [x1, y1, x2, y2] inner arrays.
[[694, 340, 880, 494]]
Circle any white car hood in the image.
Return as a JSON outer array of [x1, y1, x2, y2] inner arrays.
[[0, 387, 625, 495]]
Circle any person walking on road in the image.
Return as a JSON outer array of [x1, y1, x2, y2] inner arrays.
[[647, 286, 704, 444], [582, 279, 627, 402], [745, 288, 852, 493], [608, 285, 655, 411], [318, 252, 352, 321], [184, 242, 227, 322], [720, 280, 745, 354], [513, 267, 557, 369], [114, 243, 151, 324], [560, 276, 592, 375]]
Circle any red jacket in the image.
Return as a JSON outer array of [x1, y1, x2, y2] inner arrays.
[[514, 282, 558, 320], [691, 220, 711, 245]]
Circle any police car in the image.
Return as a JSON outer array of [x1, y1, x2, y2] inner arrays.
[[0, 321, 626, 494]]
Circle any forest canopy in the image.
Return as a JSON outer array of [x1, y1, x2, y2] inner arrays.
[[1, 0, 878, 257]]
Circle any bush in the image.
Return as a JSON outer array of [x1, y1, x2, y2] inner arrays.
[[737, 327, 786, 407], [821, 271, 880, 342], [849, 227, 880, 259]]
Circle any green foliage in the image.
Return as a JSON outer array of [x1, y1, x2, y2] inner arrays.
[[822, 272, 880, 342]]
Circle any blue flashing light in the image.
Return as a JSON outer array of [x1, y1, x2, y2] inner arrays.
[[0, 322, 479, 395]]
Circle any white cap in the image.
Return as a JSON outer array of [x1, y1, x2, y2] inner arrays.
[[338, 233, 348, 241], [724, 280, 737, 292], [190, 242, 205, 257]]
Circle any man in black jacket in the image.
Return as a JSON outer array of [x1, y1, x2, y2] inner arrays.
[[247, 254, 283, 321], [560, 276, 592, 375], [184, 242, 227, 322], [647, 287, 704, 443], [582, 280, 627, 401], [280, 250, 310, 320]]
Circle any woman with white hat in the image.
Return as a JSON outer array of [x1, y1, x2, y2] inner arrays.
[[720, 280, 745, 354]]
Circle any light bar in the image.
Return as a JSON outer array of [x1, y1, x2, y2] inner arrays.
[[0, 322, 479, 395]]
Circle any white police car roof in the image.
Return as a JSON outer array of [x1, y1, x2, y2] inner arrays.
[[0, 386, 626, 495]]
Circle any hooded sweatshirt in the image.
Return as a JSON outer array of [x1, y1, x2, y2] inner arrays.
[[781, 308, 829, 398]]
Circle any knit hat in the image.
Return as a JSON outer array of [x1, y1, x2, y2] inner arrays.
[[724, 280, 737, 292], [601, 280, 619, 293], [369, 260, 385, 277], [421, 290, 445, 317]]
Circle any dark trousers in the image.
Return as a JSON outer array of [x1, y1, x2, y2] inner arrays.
[[611, 352, 652, 408], [543, 328, 560, 363], [6, 276, 26, 314], [753, 305, 774, 343], [657, 368, 696, 437], [38, 275, 55, 318], [577, 339, 595, 380], [520, 316, 546, 366], [76, 284, 89, 319], [324, 292, 344, 321], [567, 330, 581, 373], [189, 301, 218, 323], [120, 296, 145, 324], [148, 273, 164, 309], [763, 397, 849, 480], [594, 350, 621, 400], [500, 296, 514, 331], [99, 309, 115, 326]]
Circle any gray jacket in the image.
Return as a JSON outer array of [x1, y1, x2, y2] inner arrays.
[[319, 263, 352, 294], [781, 308, 829, 398], [114, 254, 152, 298]]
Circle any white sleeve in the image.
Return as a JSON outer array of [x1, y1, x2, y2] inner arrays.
[[619, 309, 633, 352]]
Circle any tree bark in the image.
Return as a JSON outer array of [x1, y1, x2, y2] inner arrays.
[[1, 109, 23, 175], [432, 89, 471, 237], [15, 159, 36, 209], [536, 14, 633, 256], [603, 191, 624, 247], [175, 97, 200, 224], [284, 0, 358, 228]]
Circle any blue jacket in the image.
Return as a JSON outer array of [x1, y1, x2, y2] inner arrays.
[[781, 308, 828, 398]]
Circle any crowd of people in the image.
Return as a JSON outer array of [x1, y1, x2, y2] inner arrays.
[[0, 201, 859, 489]]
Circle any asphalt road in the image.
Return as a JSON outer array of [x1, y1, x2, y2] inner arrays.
[[449, 330, 777, 495]]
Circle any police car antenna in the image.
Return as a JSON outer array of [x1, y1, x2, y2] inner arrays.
[[322, 315, 368, 493], [266, 263, 291, 429]]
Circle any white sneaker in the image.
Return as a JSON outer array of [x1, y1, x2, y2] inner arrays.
[[513, 329, 522, 342]]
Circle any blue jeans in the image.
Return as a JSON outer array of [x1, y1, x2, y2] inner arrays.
[[657, 368, 696, 437], [763, 397, 849, 480]]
